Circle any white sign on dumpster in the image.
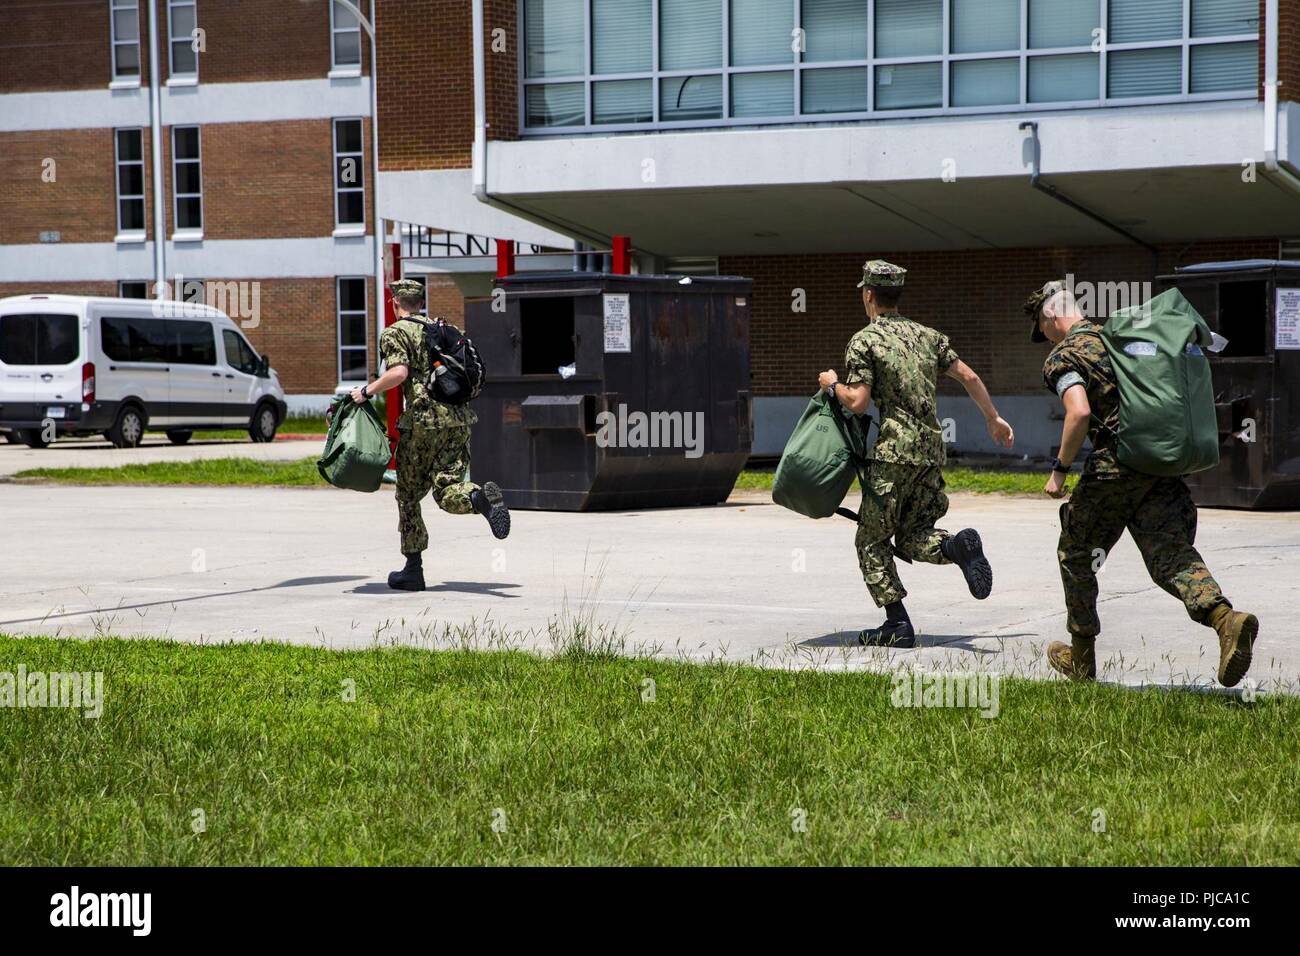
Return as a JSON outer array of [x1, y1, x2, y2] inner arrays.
[[603, 293, 631, 353], [1277, 288, 1300, 350]]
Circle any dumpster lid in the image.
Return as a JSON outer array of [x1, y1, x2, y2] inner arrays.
[[1163, 259, 1300, 281], [495, 271, 753, 293]]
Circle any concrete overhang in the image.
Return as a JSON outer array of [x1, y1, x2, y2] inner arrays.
[[479, 100, 1300, 257]]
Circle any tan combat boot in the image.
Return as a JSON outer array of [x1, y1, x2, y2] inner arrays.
[[1208, 604, 1259, 688], [1047, 636, 1097, 681]]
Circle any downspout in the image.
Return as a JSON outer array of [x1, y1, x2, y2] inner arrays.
[[1019, 121, 1160, 272], [147, 0, 165, 297], [471, 0, 608, 249], [1263, 0, 1300, 196], [369, 0, 384, 381]]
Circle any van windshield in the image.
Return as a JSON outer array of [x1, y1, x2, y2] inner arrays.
[[0, 314, 79, 365]]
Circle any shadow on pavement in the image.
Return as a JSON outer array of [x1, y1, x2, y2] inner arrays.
[[348, 581, 522, 598], [0, 575, 368, 626], [800, 630, 1033, 654]]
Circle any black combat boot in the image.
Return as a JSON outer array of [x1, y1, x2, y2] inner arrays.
[[387, 553, 426, 592], [942, 528, 993, 600], [471, 481, 511, 540], [859, 601, 916, 648]]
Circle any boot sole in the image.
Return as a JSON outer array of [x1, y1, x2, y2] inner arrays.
[[1218, 613, 1258, 688], [480, 481, 511, 540], [857, 626, 916, 649], [950, 529, 993, 600]]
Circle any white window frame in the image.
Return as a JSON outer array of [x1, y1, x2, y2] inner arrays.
[[519, 0, 1261, 134], [167, 0, 199, 84], [171, 125, 204, 241], [333, 117, 366, 235], [337, 277, 369, 383], [109, 0, 142, 87], [114, 128, 147, 243], [330, 0, 364, 76]]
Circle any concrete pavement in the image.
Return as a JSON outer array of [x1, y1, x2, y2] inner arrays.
[[1, 453, 1297, 693]]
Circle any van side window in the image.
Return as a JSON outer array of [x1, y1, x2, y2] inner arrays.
[[222, 329, 259, 375], [101, 316, 214, 364], [169, 320, 216, 365]]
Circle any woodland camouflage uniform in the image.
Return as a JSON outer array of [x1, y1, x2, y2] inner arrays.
[[845, 261, 960, 607], [380, 312, 480, 555], [1035, 307, 1229, 639]]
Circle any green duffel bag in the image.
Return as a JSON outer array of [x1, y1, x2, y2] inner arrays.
[[772, 391, 870, 519], [1100, 288, 1221, 478], [317, 399, 392, 492]]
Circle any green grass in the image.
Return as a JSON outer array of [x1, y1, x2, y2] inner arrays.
[[14, 456, 324, 487], [1, 635, 1296, 865], [16, 458, 1069, 495], [192, 415, 330, 441], [736, 467, 1077, 496]]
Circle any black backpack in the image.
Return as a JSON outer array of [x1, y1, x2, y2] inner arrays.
[[401, 315, 485, 406]]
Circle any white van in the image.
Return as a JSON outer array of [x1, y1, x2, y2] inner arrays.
[[0, 294, 287, 448]]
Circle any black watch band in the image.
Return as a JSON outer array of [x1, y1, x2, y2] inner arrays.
[[360, 384, 369, 399], [1051, 457, 1072, 474]]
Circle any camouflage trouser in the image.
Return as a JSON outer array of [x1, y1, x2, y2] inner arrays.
[[1058, 475, 1228, 638], [395, 423, 478, 555], [856, 461, 953, 607]]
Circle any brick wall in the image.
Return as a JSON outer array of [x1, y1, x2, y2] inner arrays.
[[722, 238, 1279, 398], [0, 0, 114, 92], [376, 0, 517, 171], [240, 276, 377, 393], [0, 128, 154, 244], [424, 274, 466, 326], [1280, 0, 1300, 102], [158, 119, 368, 240]]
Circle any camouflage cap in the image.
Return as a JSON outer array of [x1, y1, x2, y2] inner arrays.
[[389, 278, 425, 298], [857, 259, 907, 289], [1024, 279, 1068, 343]]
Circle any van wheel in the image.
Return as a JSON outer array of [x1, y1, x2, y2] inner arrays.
[[19, 429, 50, 449], [249, 403, 278, 443], [166, 430, 193, 445], [108, 405, 146, 448]]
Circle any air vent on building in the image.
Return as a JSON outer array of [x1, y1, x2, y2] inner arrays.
[[663, 257, 719, 276]]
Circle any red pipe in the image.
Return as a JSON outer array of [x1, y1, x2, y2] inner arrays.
[[384, 241, 402, 467]]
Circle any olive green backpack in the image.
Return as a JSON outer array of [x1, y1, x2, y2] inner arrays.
[[1098, 288, 1220, 478]]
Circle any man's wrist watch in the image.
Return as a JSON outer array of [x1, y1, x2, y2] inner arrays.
[[826, 381, 839, 397], [1051, 457, 1072, 474], [360, 384, 369, 399]]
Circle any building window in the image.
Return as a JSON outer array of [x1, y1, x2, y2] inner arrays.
[[331, 1, 363, 70], [172, 126, 203, 233], [521, 0, 1261, 132], [333, 118, 365, 228], [114, 128, 146, 237], [110, 0, 141, 81], [168, 0, 199, 79], [118, 281, 149, 299], [337, 277, 368, 382]]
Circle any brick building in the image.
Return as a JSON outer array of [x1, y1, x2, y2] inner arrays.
[[5, 0, 1300, 453], [0, 0, 379, 406]]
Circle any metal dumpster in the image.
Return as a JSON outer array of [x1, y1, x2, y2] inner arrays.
[[464, 272, 752, 510], [1160, 260, 1300, 509]]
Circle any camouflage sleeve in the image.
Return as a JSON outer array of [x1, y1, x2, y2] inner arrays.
[[936, 334, 959, 374], [1043, 347, 1085, 399], [380, 325, 413, 371], [843, 336, 874, 389]]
